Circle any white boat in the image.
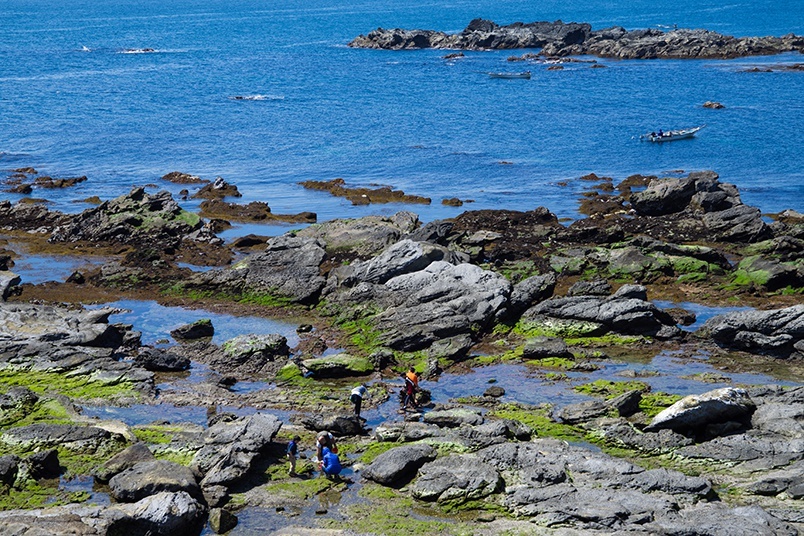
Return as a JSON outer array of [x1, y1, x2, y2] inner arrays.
[[488, 71, 531, 79], [641, 125, 705, 142]]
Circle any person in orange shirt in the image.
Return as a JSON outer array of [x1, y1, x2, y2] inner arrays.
[[405, 367, 419, 408]]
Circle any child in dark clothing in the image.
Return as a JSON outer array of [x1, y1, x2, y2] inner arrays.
[[287, 435, 300, 476]]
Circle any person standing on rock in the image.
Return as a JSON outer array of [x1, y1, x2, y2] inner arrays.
[[350, 384, 370, 420], [405, 367, 420, 408], [287, 435, 300, 476], [402, 373, 417, 411]]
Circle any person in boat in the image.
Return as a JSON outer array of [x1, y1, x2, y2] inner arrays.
[[657, 129, 664, 137], [350, 384, 370, 420], [319, 446, 342, 479]]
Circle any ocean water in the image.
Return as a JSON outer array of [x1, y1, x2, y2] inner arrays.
[[1, 0, 803, 229]]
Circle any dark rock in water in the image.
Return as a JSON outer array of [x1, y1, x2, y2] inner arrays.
[[483, 386, 505, 398], [135, 347, 191, 372], [209, 507, 238, 534], [199, 199, 316, 224], [109, 460, 201, 503], [645, 387, 756, 435], [191, 176, 241, 199], [25, 449, 60, 480], [299, 178, 430, 205], [162, 171, 206, 184], [698, 304, 804, 358], [363, 444, 437, 487], [703, 100, 725, 109], [170, 319, 214, 341], [350, 19, 804, 59]]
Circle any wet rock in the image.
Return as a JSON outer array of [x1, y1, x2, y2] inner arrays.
[[699, 304, 804, 358], [0, 509, 100, 535], [608, 389, 642, 417], [134, 347, 191, 372], [221, 334, 289, 371], [106, 491, 206, 536], [301, 352, 374, 378], [732, 255, 802, 290], [187, 235, 327, 305], [170, 319, 214, 341], [362, 444, 437, 486], [191, 413, 282, 488], [296, 211, 419, 258], [162, 171, 205, 184], [645, 387, 756, 435], [109, 460, 200, 503], [208, 507, 238, 533], [703, 100, 725, 109], [199, 199, 315, 224], [522, 336, 572, 359], [410, 454, 502, 503], [96, 442, 156, 483], [299, 414, 364, 437]]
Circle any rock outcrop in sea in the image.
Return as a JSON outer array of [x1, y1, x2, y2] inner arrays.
[[349, 18, 804, 59]]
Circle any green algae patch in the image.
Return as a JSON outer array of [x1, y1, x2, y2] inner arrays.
[[525, 357, 576, 370], [515, 318, 604, 339], [0, 481, 91, 511], [640, 392, 682, 417], [358, 441, 401, 464], [487, 404, 584, 443], [0, 369, 138, 404], [564, 333, 646, 346], [264, 472, 338, 500], [573, 380, 649, 399]]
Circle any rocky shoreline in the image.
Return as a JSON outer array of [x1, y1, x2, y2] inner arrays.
[[0, 167, 802, 535], [348, 18, 804, 59]]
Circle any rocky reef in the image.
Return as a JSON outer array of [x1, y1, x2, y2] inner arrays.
[[0, 168, 802, 534], [349, 18, 804, 59]]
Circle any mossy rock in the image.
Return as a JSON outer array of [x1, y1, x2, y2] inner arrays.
[[301, 353, 374, 378], [730, 255, 800, 290], [516, 317, 605, 339]]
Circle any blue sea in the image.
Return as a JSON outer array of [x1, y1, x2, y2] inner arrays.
[[1, 0, 803, 229]]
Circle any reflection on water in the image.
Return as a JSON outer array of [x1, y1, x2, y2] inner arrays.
[[6, 253, 106, 285], [655, 300, 751, 331]]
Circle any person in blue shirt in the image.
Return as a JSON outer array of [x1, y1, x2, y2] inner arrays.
[[320, 446, 342, 478], [287, 435, 300, 476]]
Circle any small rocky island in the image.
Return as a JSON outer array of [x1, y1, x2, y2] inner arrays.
[[0, 168, 802, 535], [349, 18, 804, 59]]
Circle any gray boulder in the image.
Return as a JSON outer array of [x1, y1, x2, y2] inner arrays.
[[566, 279, 611, 297], [106, 491, 205, 536], [109, 460, 200, 502], [296, 211, 419, 257], [134, 347, 190, 372], [300, 414, 365, 437], [96, 442, 157, 483], [506, 272, 557, 316], [188, 235, 327, 304], [521, 336, 572, 359], [191, 413, 282, 488], [362, 444, 437, 486], [745, 459, 804, 499], [645, 387, 756, 434], [170, 319, 214, 341], [1, 423, 113, 453]]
